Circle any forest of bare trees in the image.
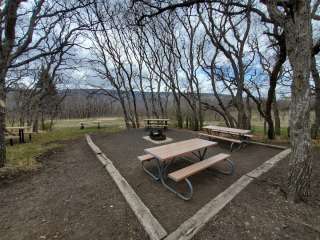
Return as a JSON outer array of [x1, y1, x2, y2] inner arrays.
[[1, 0, 320, 202]]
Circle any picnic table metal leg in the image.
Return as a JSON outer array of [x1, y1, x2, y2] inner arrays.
[[214, 159, 235, 175], [156, 159, 193, 201], [230, 142, 234, 152], [141, 159, 160, 181], [191, 147, 208, 161]]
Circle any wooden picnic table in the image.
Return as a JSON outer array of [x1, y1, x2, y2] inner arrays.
[[80, 121, 102, 129], [203, 125, 251, 136], [141, 138, 231, 200], [6, 126, 28, 143], [201, 125, 252, 152], [144, 118, 170, 129], [145, 138, 216, 161], [144, 118, 170, 120]]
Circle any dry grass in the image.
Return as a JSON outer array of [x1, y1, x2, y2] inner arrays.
[[1, 118, 124, 178]]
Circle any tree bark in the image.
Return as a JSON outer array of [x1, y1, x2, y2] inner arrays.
[[311, 55, 320, 131], [279, 1, 313, 202], [265, 35, 286, 139], [273, 95, 281, 137], [0, 73, 7, 167]]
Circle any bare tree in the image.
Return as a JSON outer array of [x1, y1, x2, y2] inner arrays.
[[0, 0, 92, 167], [197, 2, 253, 129], [131, 0, 318, 203]]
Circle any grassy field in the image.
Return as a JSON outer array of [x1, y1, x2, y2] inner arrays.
[[3, 116, 317, 178], [1, 117, 124, 178]]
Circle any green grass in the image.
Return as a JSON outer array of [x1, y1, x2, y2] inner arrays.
[[2, 119, 124, 177], [251, 125, 289, 139]]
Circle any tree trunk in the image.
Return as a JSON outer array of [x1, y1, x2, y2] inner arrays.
[[174, 95, 183, 128], [33, 115, 39, 133], [118, 95, 131, 129], [245, 94, 252, 130], [236, 87, 250, 130], [273, 96, 281, 137], [284, 1, 312, 202], [265, 34, 286, 139], [311, 55, 320, 132], [0, 73, 6, 167], [41, 112, 45, 130]]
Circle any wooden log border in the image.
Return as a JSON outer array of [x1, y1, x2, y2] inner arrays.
[[86, 133, 291, 240], [86, 134, 167, 240], [164, 148, 291, 240]]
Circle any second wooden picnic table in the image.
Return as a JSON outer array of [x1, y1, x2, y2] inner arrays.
[[203, 125, 251, 137], [201, 125, 252, 152], [6, 126, 27, 143]]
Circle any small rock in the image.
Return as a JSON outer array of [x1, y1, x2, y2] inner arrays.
[[245, 221, 250, 227]]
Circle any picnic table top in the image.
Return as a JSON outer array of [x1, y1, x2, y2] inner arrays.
[[6, 126, 28, 130], [203, 125, 251, 135], [145, 138, 217, 161], [144, 118, 170, 121]]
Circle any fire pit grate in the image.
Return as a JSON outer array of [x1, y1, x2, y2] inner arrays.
[[149, 128, 166, 141]]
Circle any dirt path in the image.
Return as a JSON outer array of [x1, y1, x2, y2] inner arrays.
[[193, 148, 320, 240], [0, 138, 147, 240]]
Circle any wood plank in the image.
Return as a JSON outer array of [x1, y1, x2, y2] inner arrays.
[[165, 175, 253, 240], [246, 148, 291, 178], [244, 140, 287, 150], [168, 153, 230, 182], [6, 126, 27, 130], [164, 148, 291, 240], [244, 134, 253, 138], [144, 119, 170, 121], [199, 133, 241, 143], [5, 135, 19, 140], [138, 154, 154, 162], [86, 135, 167, 240], [203, 125, 250, 135], [145, 138, 217, 161], [146, 124, 168, 127]]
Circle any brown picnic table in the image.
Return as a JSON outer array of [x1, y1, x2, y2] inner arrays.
[[144, 118, 170, 129], [201, 125, 252, 151], [203, 125, 251, 136], [138, 138, 234, 200], [6, 126, 27, 143]]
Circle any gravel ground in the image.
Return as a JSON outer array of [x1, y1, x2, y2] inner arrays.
[[0, 137, 148, 240], [92, 128, 281, 232], [193, 148, 320, 240]]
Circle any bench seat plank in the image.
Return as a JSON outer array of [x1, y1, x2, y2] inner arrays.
[[138, 154, 154, 162], [168, 153, 230, 182], [5, 135, 19, 140], [244, 134, 253, 138], [203, 125, 250, 135], [199, 133, 241, 144], [146, 124, 168, 127]]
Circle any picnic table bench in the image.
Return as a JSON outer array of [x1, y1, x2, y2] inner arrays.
[[144, 118, 169, 129], [200, 125, 252, 152], [6, 126, 34, 144], [138, 138, 234, 200], [80, 121, 102, 129], [5, 134, 19, 145]]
